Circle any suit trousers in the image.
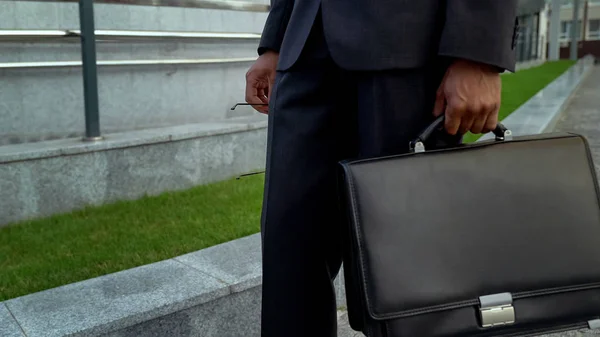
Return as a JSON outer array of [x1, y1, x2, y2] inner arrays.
[[260, 15, 459, 337]]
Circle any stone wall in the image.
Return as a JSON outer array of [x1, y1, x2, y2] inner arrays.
[[0, 117, 267, 226]]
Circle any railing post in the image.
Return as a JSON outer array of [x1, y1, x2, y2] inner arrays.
[[570, 0, 581, 61], [78, 0, 102, 141], [549, 0, 561, 61]]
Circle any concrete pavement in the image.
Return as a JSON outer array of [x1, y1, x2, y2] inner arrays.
[[554, 65, 600, 177]]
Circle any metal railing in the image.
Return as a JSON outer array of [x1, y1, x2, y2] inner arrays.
[[0, 29, 259, 69], [11, 0, 269, 12], [0, 58, 257, 69], [79, 0, 102, 140], [3, 0, 268, 141], [0, 29, 262, 42], [0, 30, 71, 41]]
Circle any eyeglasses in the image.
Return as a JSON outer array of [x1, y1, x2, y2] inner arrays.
[[230, 102, 268, 178], [230, 103, 269, 110]]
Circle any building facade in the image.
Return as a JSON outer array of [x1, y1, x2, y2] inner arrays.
[[513, 0, 600, 64], [556, 0, 600, 58], [516, 0, 548, 63]]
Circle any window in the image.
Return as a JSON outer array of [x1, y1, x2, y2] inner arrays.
[[560, 21, 569, 39], [588, 19, 600, 40], [560, 20, 583, 40]]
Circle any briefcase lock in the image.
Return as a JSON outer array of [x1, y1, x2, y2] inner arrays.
[[479, 293, 515, 328]]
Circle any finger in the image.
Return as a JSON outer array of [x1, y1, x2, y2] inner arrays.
[[444, 100, 466, 135], [462, 101, 488, 134], [256, 89, 269, 114], [257, 88, 268, 104], [461, 101, 485, 135], [470, 108, 493, 134], [244, 77, 258, 104], [458, 115, 474, 135], [246, 92, 269, 114], [484, 111, 499, 133], [470, 115, 487, 134], [257, 105, 269, 114], [256, 100, 269, 114], [432, 87, 445, 117], [474, 102, 498, 134], [245, 78, 269, 114], [444, 111, 461, 136]]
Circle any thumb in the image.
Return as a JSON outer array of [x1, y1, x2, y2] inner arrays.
[[432, 87, 445, 117]]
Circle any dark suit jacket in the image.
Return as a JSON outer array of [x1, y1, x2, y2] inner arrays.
[[258, 0, 518, 72]]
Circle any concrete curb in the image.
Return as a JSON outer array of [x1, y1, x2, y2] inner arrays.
[[1, 58, 596, 337], [2, 235, 262, 337], [0, 116, 268, 164]]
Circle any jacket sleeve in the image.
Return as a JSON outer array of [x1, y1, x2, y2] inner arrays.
[[438, 1, 519, 72], [257, 0, 294, 55]]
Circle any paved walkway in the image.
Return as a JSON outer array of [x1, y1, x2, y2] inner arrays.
[[337, 66, 600, 337], [338, 311, 362, 337], [554, 65, 600, 178]]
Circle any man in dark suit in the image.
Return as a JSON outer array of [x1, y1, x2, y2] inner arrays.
[[245, 1, 518, 336]]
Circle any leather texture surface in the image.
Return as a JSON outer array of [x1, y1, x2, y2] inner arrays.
[[340, 133, 600, 336]]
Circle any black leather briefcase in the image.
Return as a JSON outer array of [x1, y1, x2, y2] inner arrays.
[[339, 116, 600, 337]]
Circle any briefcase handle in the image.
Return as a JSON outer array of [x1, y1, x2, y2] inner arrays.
[[409, 115, 512, 153]]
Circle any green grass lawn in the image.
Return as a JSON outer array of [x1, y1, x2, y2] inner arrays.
[[0, 174, 265, 301], [0, 60, 576, 301]]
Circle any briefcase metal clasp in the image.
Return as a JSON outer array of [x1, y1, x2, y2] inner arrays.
[[480, 304, 515, 327], [479, 293, 515, 328]]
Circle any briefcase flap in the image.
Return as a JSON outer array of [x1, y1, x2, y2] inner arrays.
[[340, 133, 600, 321]]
